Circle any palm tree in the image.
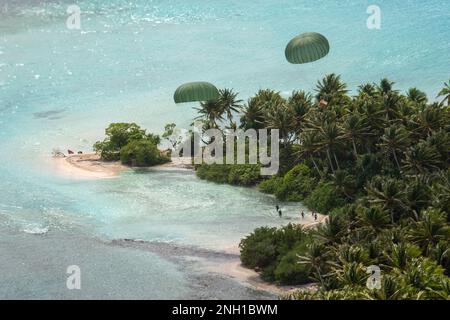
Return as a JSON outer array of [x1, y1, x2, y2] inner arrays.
[[365, 276, 403, 300], [432, 171, 450, 222], [429, 241, 449, 274], [195, 100, 224, 129], [406, 87, 428, 105], [407, 209, 450, 254], [378, 125, 410, 171], [428, 278, 450, 299], [437, 79, 450, 106], [412, 106, 444, 137], [315, 122, 343, 173], [265, 102, 296, 147], [381, 92, 402, 121], [375, 78, 403, 122], [426, 130, 450, 163], [397, 257, 447, 298], [377, 78, 396, 96], [357, 83, 378, 98], [217, 88, 243, 127], [239, 99, 265, 130], [240, 89, 286, 131], [383, 242, 420, 270], [253, 89, 284, 105], [366, 178, 408, 223], [403, 141, 442, 174], [332, 262, 368, 287], [403, 177, 431, 220], [314, 215, 345, 244], [315, 74, 348, 106], [333, 244, 370, 265], [331, 170, 356, 199], [340, 113, 372, 158], [357, 206, 390, 232], [298, 131, 321, 175], [358, 100, 384, 130], [298, 243, 331, 287], [288, 90, 312, 134]]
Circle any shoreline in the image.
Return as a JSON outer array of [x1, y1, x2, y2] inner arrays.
[[52, 152, 194, 179], [53, 153, 127, 179], [111, 238, 318, 296], [211, 260, 317, 296], [53, 152, 324, 295]]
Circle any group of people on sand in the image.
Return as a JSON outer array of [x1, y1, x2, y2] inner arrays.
[[275, 205, 318, 221]]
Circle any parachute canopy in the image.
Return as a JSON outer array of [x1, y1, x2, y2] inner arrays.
[[285, 32, 330, 64], [174, 82, 220, 103]]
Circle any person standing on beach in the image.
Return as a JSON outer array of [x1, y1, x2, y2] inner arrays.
[[301, 210, 305, 219], [314, 213, 318, 221], [278, 209, 282, 218]]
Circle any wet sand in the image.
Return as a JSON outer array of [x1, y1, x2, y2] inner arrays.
[[110, 238, 310, 296], [53, 153, 193, 179], [53, 153, 127, 179]]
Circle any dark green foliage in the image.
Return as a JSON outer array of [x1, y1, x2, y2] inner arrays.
[[239, 224, 312, 284], [120, 140, 169, 167], [233, 77, 450, 299], [239, 227, 278, 270], [304, 182, 347, 213], [188, 80, 450, 298], [258, 162, 319, 201], [274, 248, 311, 285], [354, 153, 383, 188], [196, 164, 231, 184], [258, 176, 283, 194], [196, 164, 260, 186], [94, 123, 162, 163], [94, 123, 170, 167], [228, 165, 261, 186], [274, 164, 318, 201], [93, 140, 120, 161], [259, 163, 318, 201]]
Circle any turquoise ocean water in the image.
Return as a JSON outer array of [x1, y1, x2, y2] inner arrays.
[[0, 0, 448, 299]]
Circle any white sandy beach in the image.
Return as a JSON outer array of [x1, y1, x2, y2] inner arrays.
[[53, 153, 194, 179], [210, 259, 318, 296], [53, 153, 127, 179]]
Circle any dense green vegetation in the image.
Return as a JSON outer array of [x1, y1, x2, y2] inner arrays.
[[196, 164, 260, 186], [240, 224, 312, 284], [94, 123, 169, 166], [191, 75, 450, 299]]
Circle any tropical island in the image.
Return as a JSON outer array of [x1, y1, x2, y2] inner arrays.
[[194, 76, 450, 299], [3, 0, 450, 302], [60, 74, 450, 300]]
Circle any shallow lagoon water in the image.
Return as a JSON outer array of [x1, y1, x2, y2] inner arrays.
[[0, 0, 448, 298]]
